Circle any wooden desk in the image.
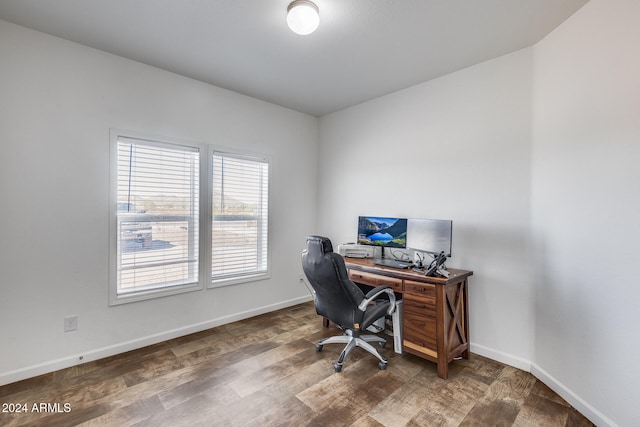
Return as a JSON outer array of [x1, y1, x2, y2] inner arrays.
[[344, 258, 473, 379]]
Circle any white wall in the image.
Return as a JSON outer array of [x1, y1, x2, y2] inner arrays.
[[2, 1, 638, 424], [318, 48, 536, 367], [317, 1, 639, 425], [531, 1, 640, 426], [0, 20, 317, 383]]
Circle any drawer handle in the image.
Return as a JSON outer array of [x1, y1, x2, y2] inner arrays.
[[410, 303, 426, 309]]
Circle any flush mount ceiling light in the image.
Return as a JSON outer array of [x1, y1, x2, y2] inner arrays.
[[287, 0, 320, 35]]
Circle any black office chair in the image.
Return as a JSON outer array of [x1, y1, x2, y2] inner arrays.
[[301, 236, 396, 372]]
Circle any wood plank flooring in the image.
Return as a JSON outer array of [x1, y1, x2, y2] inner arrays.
[[0, 302, 594, 427]]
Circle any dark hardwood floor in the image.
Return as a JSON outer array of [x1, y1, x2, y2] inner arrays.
[[0, 302, 593, 427]]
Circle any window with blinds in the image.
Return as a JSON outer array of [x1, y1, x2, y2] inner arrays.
[[211, 152, 269, 284], [111, 135, 200, 303]]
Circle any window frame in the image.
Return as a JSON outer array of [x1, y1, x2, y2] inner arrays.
[[109, 131, 272, 304], [208, 147, 271, 288], [109, 129, 205, 305]]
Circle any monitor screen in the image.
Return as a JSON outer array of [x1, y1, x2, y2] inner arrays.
[[357, 216, 407, 248], [406, 218, 453, 257]]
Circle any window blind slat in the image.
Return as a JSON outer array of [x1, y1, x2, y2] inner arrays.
[[116, 139, 199, 294], [212, 152, 269, 281]]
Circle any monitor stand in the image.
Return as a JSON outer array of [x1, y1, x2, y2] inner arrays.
[[374, 246, 413, 269]]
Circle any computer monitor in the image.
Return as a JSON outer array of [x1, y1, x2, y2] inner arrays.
[[357, 216, 407, 248], [406, 218, 452, 257]]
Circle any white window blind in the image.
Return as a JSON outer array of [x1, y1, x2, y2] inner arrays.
[[212, 152, 269, 282], [114, 136, 199, 300]]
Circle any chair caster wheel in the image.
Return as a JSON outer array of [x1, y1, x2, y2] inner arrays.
[[334, 363, 342, 372], [379, 341, 386, 348], [378, 362, 388, 370], [316, 344, 323, 352]]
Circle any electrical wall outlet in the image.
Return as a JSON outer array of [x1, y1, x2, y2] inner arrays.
[[64, 315, 78, 332]]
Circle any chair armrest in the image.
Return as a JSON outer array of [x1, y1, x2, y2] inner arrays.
[[358, 285, 396, 315]]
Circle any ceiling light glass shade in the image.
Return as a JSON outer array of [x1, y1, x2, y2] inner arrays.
[[287, 0, 320, 35]]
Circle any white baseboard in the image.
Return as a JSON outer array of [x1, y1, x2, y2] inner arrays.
[[0, 295, 313, 387], [470, 342, 532, 372], [1, 301, 615, 427], [471, 342, 615, 427], [531, 363, 617, 427]]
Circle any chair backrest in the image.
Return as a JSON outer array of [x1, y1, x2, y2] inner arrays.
[[301, 236, 365, 329]]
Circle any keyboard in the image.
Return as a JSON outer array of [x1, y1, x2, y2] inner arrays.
[[373, 258, 413, 269]]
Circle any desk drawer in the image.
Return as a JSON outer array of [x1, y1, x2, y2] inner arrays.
[[403, 312, 437, 351], [348, 270, 403, 292], [403, 293, 436, 317], [405, 280, 436, 297]]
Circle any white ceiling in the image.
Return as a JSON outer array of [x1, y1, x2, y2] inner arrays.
[[0, 0, 589, 116]]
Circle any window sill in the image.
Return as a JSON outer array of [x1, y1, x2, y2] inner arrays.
[[208, 272, 271, 289], [109, 281, 202, 306]]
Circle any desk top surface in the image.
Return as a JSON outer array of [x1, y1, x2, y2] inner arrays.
[[344, 257, 473, 285]]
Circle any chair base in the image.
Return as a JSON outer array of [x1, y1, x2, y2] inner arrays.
[[317, 329, 388, 372]]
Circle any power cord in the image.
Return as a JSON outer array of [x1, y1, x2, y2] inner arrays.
[[387, 248, 412, 262]]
